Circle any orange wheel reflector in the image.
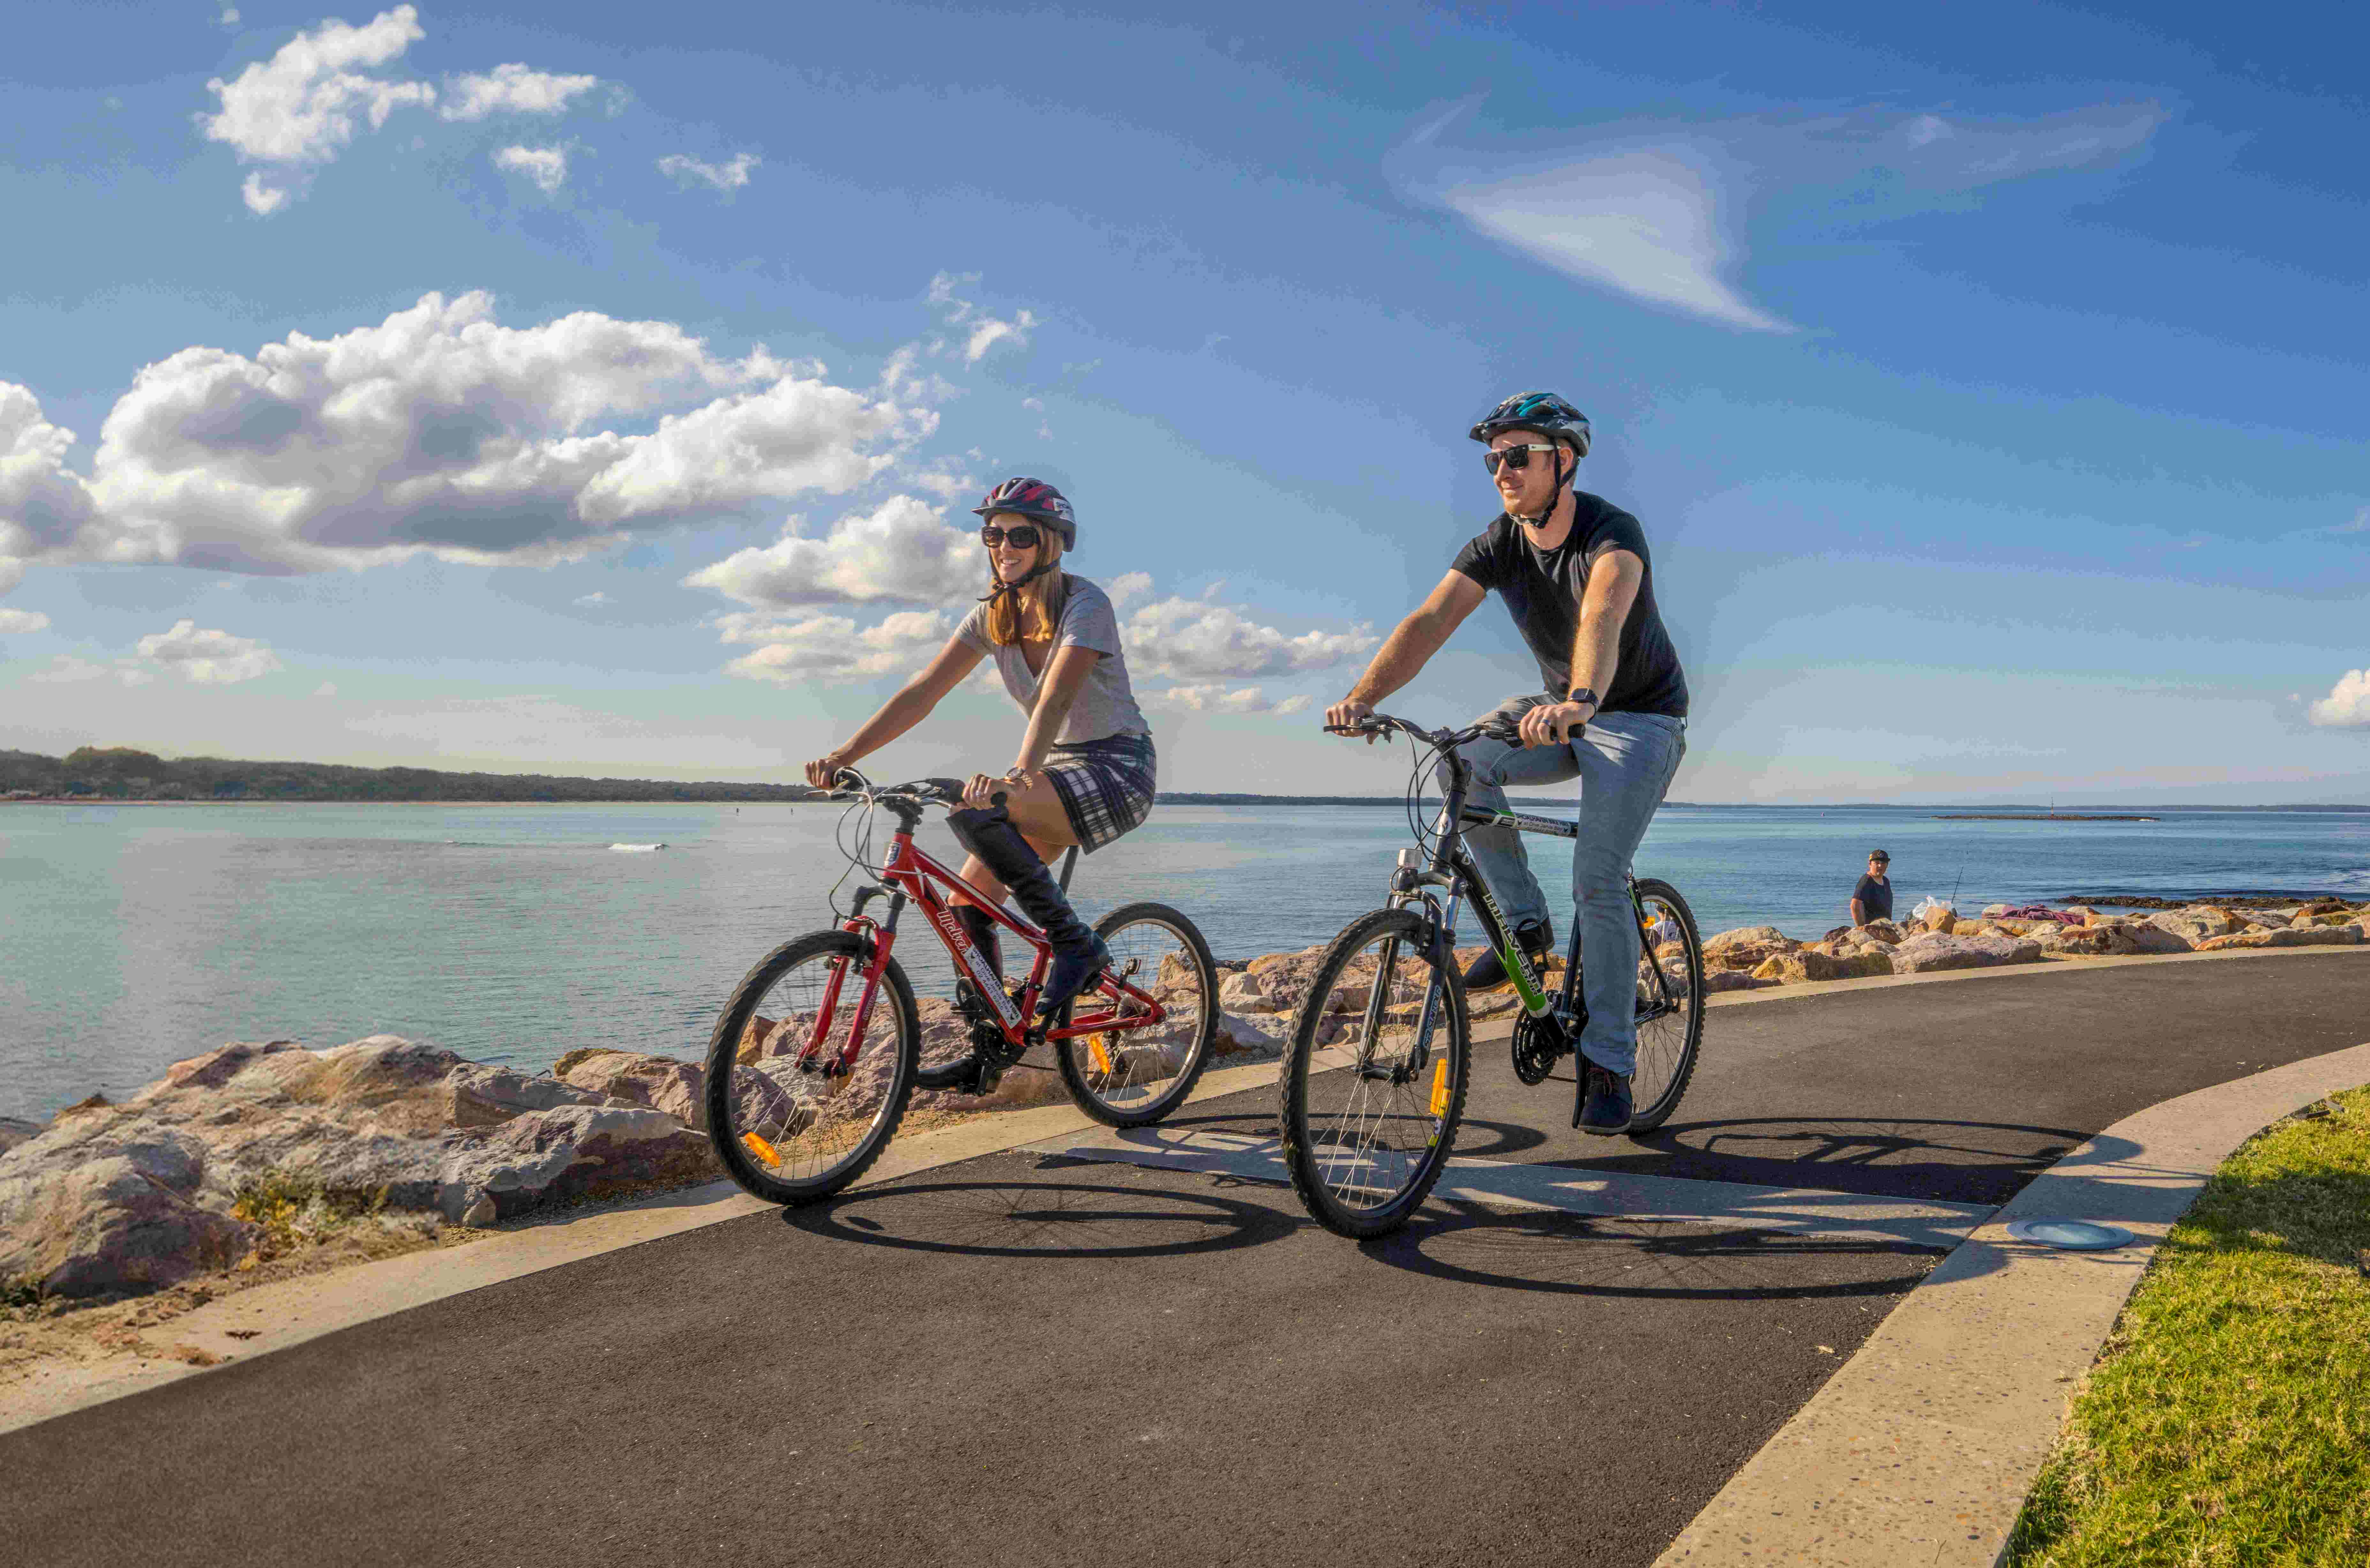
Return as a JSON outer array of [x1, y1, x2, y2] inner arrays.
[[740, 1132, 782, 1168], [1428, 1058, 1450, 1117], [1088, 1034, 1114, 1074]]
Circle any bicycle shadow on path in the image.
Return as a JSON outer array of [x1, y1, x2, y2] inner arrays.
[[1363, 1200, 1943, 1301], [777, 1174, 1297, 1259]]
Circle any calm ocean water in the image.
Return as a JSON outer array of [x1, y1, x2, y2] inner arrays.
[[4, 799, 2366, 1120]]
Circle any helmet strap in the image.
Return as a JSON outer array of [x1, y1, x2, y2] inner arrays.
[[1508, 439, 1576, 528]]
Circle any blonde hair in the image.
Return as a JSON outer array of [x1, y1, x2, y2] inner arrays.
[[982, 541, 1068, 647]]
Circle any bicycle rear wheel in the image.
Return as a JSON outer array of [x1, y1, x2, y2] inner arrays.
[[1278, 907, 1469, 1239], [1055, 901, 1220, 1127], [704, 930, 920, 1205], [1629, 878, 1704, 1132]]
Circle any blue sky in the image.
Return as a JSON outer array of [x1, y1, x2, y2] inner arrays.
[[1, 0, 2364, 802]]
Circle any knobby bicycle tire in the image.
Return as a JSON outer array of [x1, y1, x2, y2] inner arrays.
[[1627, 878, 1704, 1132], [1277, 906, 1471, 1239], [1054, 901, 1221, 1128], [704, 929, 920, 1205]]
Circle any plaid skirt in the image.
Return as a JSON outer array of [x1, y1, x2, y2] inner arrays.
[[1044, 732, 1158, 853]]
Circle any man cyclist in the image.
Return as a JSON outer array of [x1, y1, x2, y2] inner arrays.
[[1327, 392, 1688, 1134]]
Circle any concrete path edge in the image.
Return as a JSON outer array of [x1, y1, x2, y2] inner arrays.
[[1652, 1036, 2370, 1568]]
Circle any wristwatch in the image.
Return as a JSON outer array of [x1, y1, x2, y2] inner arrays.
[[1566, 687, 1601, 710]]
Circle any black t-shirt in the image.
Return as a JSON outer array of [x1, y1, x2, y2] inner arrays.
[[1852, 874, 1893, 921], [1448, 492, 1688, 718]]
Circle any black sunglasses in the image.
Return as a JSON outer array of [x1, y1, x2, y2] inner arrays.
[[1482, 442, 1560, 475], [979, 523, 1045, 549]]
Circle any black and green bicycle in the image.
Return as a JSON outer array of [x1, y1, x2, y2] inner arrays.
[[1276, 711, 1707, 1238]]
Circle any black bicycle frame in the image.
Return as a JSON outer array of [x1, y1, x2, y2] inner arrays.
[[1395, 749, 1677, 1031]]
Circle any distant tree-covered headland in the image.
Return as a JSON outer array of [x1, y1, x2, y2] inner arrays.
[[0, 748, 827, 804]]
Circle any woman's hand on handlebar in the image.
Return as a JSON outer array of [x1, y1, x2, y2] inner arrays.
[[804, 750, 853, 789], [962, 769, 1029, 809]]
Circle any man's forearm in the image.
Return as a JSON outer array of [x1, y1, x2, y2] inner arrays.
[[1567, 610, 1622, 705], [1348, 613, 1450, 705], [1851, 900, 1868, 925]]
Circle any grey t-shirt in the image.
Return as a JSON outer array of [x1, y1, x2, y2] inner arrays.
[[955, 575, 1150, 745]]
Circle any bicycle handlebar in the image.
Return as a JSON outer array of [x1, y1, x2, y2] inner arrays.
[[1321, 712, 1521, 750], [823, 766, 1000, 810]]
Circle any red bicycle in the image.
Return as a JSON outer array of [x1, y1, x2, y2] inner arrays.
[[703, 768, 1220, 1204]]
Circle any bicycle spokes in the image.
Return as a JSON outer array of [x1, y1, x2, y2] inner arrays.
[[717, 941, 913, 1193]]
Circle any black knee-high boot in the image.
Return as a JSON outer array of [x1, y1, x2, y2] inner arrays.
[[952, 903, 1001, 983], [946, 803, 1108, 1020]]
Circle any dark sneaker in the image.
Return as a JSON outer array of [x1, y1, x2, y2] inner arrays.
[[913, 1052, 990, 1093], [1576, 1063, 1633, 1134], [1462, 921, 1552, 992]]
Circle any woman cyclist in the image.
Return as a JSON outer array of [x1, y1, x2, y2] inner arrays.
[[802, 478, 1158, 1089]]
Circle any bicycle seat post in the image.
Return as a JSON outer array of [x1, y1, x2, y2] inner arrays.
[[1056, 845, 1079, 893]]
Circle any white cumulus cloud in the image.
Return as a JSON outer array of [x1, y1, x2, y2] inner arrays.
[[658, 152, 759, 193], [34, 291, 918, 574], [134, 619, 283, 684], [1145, 684, 1310, 715], [684, 495, 979, 610], [0, 607, 51, 634], [721, 609, 951, 684], [2307, 669, 2370, 729], [1125, 596, 1377, 682], [441, 63, 600, 121], [201, 5, 435, 210], [1, 382, 101, 566], [493, 143, 570, 193]]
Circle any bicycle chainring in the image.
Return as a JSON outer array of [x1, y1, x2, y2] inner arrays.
[[1511, 1012, 1570, 1086]]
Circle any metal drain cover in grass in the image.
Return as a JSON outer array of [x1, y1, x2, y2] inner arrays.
[[2006, 1218, 2133, 1250]]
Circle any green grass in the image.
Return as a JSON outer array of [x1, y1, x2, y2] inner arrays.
[[2005, 1085, 2370, 1567]]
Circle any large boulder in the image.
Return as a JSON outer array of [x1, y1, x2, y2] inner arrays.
[[2149, 906, 2244, 946], [1702, 926, 1799, 973], [553, 1049, 707, 1130], [2038, 921, 2192, 957], [0, 1121, 259, 1297], [2196, 925, 2363, 953], [1889, 931, 2043, 974], [0, 1036, 723, 1299], [1752, 949, 1894, 985], [433, 1104, 715, 1222]]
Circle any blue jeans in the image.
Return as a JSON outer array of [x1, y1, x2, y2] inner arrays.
[[1438, 698, 1687, 1077]]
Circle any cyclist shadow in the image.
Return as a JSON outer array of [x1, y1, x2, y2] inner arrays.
[[1577, 1115, 2117, 1208], [1363, 1198, 1941, 1300], [777, 1172, 1296, 1260]]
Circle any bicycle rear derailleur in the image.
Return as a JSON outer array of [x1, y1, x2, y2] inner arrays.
[[1511, 1011, 1572, 1086]]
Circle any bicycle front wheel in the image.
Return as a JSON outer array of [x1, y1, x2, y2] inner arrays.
[[703, 930, 920, 1205], [1629, 878, 1704, 1132], [1278, 907, 1469, 1239], [1055, 901, 1220, 1127]]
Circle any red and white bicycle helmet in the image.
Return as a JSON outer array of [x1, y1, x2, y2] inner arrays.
[[970, 477, 1077, 550]]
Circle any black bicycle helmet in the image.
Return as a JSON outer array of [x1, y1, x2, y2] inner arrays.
[[1468, 391, 1592, 459], [970, 477, 1077, 550]]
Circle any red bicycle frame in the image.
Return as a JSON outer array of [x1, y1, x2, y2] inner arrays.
[[794, 814, 1167, 1074]]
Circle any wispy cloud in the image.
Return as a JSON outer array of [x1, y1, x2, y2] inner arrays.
[[658, 152, 759, 193], [1393, 100, 2166, 333], [492, 142, 571, 194], [136, 619, 283, 684], [927, 272, 1038, 363], [0, 607, 51, 634]]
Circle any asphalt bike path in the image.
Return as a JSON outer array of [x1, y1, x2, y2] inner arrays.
[[5, 953, 2366, 1567]]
